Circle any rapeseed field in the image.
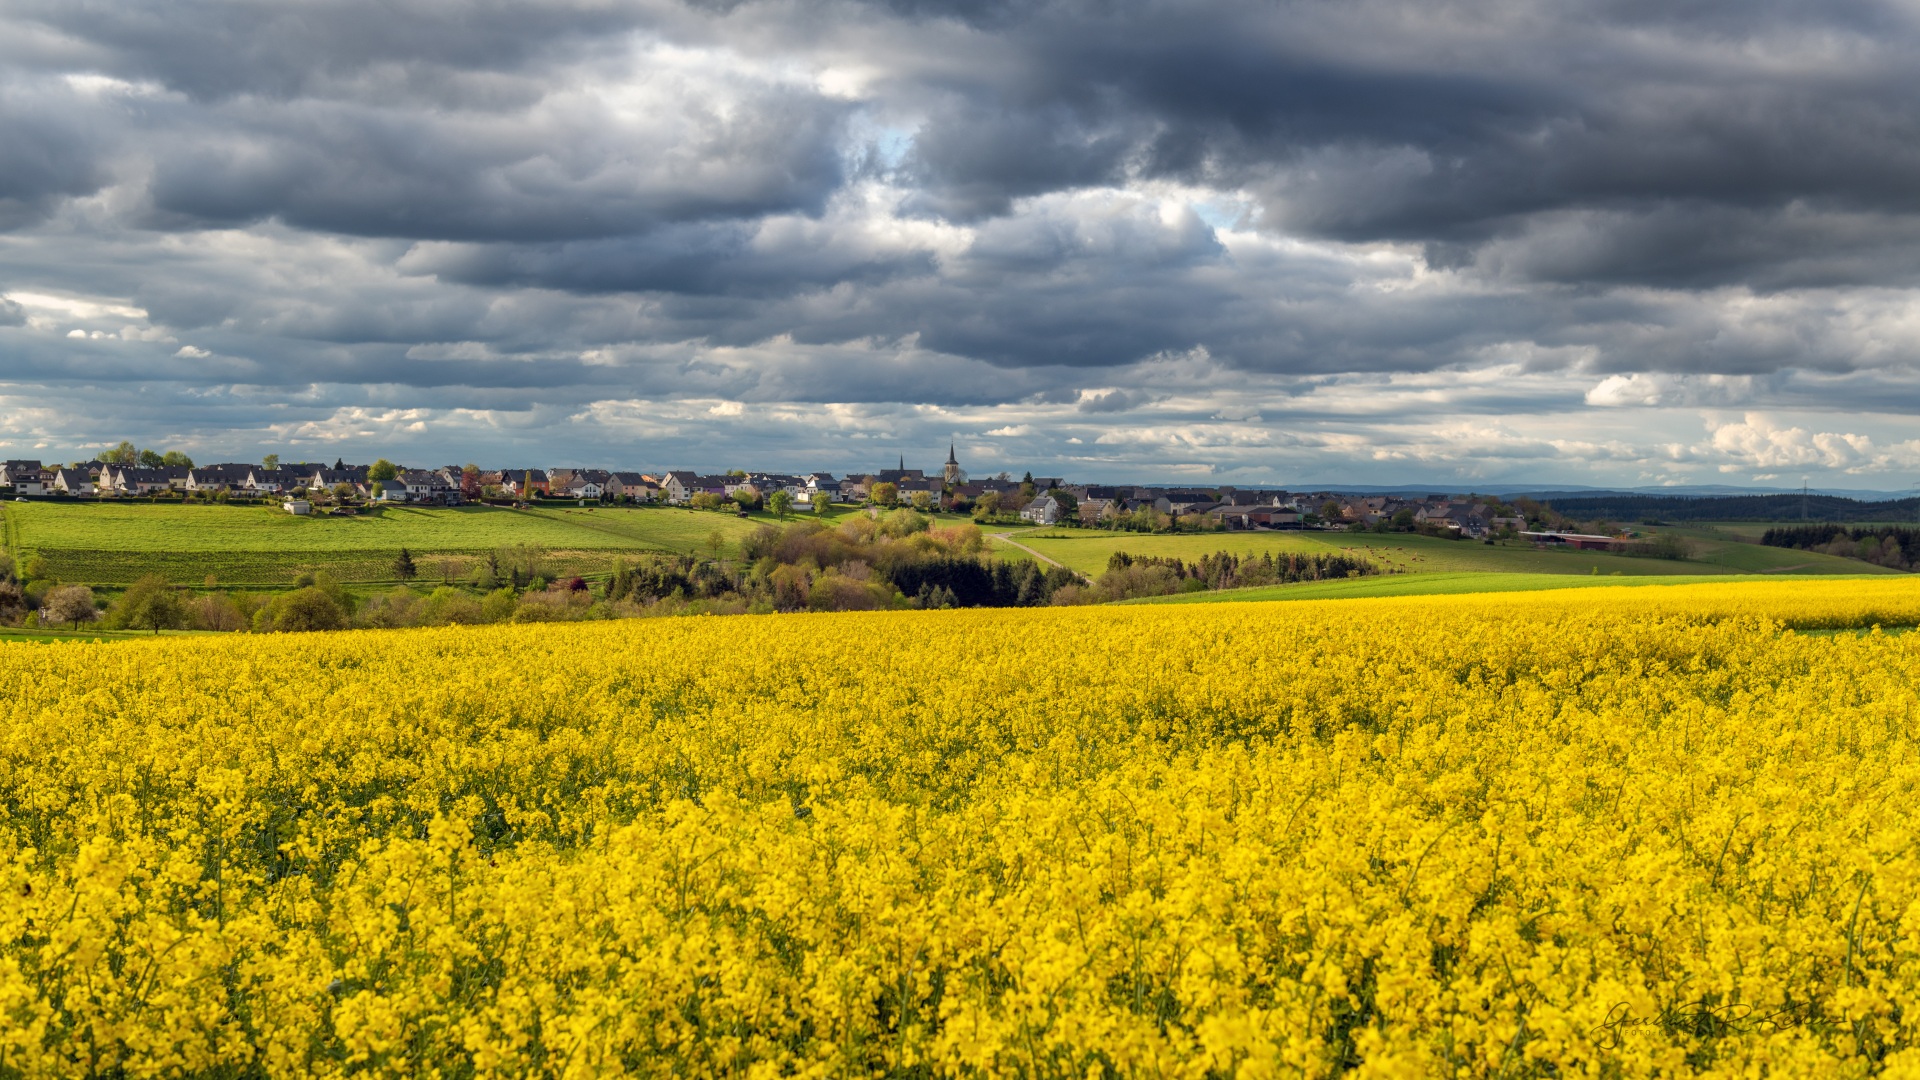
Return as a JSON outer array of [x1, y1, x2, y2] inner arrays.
[[4, 579, 1920, 1076]]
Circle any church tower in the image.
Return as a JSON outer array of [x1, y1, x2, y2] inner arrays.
[[943, 443, 961, 486]]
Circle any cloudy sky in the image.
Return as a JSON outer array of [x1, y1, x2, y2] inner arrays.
[[6, 0, 1920, 487]]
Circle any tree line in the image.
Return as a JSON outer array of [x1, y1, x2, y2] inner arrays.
[[1761, 525, 1920, 570]]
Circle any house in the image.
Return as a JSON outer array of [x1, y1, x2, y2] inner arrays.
[[1208, 505, 1262, 530], [1076, 497, 1114, 525], [661, 472, 730, 504], [49, 467, 92, 495], [1020, 493, 1066, 525], [607, 472, 655, 501], [98, 465, 175, 495], [804, 473, 838, 504], [397, 469, 456, 504], [242, 467, 305, 494], [309, 467, 367, 492], [661, 471, 699, 504], [283, 500, 312, 516], [501, 469, 549, 496], [187, 464, 254, 492], [1, 460, 43, 488], [1153, 492, 1216, 515], [749, 473, 809, 500], [1250, 507, 1303, 528]]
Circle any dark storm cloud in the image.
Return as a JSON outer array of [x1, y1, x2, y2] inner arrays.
[[9, 0, 651, 101], [8, 0, 1920, 482], [869, 0, 1920, 286], [0, 89, 107, 228]]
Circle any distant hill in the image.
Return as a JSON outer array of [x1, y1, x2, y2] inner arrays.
[[1546, 493, 1920, 523]]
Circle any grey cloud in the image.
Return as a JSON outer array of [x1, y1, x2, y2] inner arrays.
[[404, 220, 935, 296], [10, 0, 1920, 487], [0, 93, 107, 228], [9, 0, 655, 102], [137, 90, 849, 242]]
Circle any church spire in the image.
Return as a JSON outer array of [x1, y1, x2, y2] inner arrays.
[[947, 442, 957, 464]]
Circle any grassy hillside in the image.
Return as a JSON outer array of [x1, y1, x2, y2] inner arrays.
[[0, 502, 789, 586], [991, 528, 1890, 579]]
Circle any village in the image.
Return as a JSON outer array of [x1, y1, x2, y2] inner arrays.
[[0, 446, 1581, 541]]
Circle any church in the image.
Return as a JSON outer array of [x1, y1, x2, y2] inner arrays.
[[876, 445, 963, 487]]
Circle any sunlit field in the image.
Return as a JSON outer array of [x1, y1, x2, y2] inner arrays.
[[5, 579, 1920, 1074]]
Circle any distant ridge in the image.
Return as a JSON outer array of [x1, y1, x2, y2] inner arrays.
[[1545, 493, 1920, 523], [1287, 483, 1917, 500]]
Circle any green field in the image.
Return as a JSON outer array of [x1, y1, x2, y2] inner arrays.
[[0, 502, 795, 586], [989, 527, 1889, 579], [1122, 570, 1888, 605], [4, 499, 1905, 592]]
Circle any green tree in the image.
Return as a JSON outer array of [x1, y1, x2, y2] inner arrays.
[[870, 481, 898, 508], [161, 450, 194, 468], [273, 587, 348, 632], [137, 449, 164, 468], [262, 453, 280, 471], [368, 459, 399, 482], [768, 490, 794, 519], [21, 555, 48, 582], [394, 547, 417, 580], [109, 575, 188, 634], [103, 440, 139, 465], [910, 490, 933, 512], [1051, 490, 1078, 521]]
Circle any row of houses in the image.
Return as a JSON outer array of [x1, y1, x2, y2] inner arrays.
[[2, 457, 1532, 536], [1327, 495, 1526, 538], [0, 459, 471, 503]]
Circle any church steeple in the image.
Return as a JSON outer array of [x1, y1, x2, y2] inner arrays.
[[943, 442, 961, 486], [898, 454, 905, 471], [947, 442, 957, 465]]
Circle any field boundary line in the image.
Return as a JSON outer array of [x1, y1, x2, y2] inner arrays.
[[989, 532, 1091, 580]]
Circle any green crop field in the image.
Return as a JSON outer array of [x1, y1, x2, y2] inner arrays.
[[989, 526, 1891, 579], [1122, 570, 1888, 605], [0, 502, 788, 586]]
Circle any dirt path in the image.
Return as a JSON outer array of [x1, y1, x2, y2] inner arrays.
[[990, 532, 1086, 578]]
